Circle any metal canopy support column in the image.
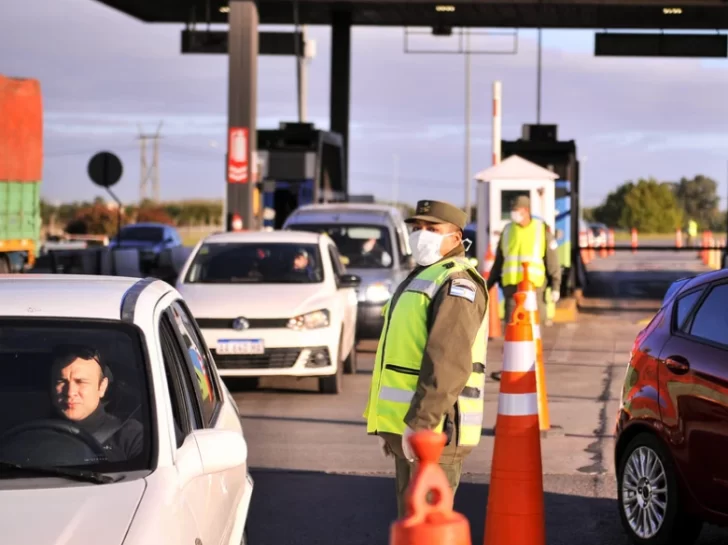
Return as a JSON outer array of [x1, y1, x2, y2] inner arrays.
[[227, 0, 258, 231], [330, 11, 351, 189]]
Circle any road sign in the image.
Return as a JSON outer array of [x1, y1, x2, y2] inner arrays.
[[228, 127, 249, 183], [88, 151, 123, 188]]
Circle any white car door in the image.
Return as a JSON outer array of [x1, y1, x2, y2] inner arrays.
[[167, 300, 248, 545], [327, 243, 357, 351]]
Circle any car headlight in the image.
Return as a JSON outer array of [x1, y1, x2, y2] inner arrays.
[[287, 309, 330, 330], [365, 282, 392, 304]]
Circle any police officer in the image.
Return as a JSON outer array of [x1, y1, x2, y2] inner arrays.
[[487, 195, 561, 325], [363, 199, 489, 518]]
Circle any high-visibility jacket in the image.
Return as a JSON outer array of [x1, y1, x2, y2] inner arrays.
[[688, 220, 698, 237], [363, 256, 488, 447], [500, 218, 547, 287]]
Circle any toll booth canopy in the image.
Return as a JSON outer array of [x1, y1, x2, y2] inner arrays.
[[257, 122, 347, 229]]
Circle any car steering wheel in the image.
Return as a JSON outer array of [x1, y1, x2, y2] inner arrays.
[[0, 419, 107, 461]]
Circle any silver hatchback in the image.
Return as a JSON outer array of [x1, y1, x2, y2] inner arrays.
[[283, 203, 415, 339]]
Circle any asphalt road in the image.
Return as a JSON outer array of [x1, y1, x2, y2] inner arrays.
[[227, 312, 728, 545]]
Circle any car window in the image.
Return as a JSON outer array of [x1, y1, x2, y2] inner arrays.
[[184, 242, 324, 284], [159, 313, 201, 448], [168, 301, 221, 426], [119, 226, 165, 242], [674, 288, 705, 331], [287, 223, 393, 269], [687, 284, 728, 345], [0, 319, 152, 473]]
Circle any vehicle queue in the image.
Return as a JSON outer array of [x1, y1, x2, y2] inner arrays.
[[1, 198, 728, 545]]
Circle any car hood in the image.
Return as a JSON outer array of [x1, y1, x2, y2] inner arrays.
[[178, 283, 335, 319], [0, 477, 145, 545], [111, 240, 158, 250]]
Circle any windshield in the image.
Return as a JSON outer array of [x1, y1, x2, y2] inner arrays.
[[184, 242, 325, 284], [0, 319, 152, 477], [288, 223, 394, 269], [119, 226, 164, 243]]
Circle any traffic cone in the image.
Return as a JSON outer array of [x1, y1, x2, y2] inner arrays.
[[482, 245, 502, 339], [599, 229, 608, 258], [608, 229, 615, 256], [390, 431, 471, 545], [631, 228, 638, 254], [483, 291, 546, 545], [516, 262, 551, 436]]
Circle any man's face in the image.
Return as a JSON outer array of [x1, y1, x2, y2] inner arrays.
[[410, 220, 462, 255], [293, 254, 308, 269], [53, 357, 108, 422]]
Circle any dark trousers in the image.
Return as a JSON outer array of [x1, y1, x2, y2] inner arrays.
[[394, 454, 464, 518], [381, 431, 472, 518], [502, 284, 547, 324]]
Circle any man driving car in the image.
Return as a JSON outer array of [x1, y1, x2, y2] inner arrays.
[[51, 344, 143, 462]]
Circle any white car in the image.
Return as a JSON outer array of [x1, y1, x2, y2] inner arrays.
[[176, 230, 360, 394], [0, 274, 253, 545]]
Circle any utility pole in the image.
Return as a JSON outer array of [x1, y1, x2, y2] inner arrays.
[[138, 121, 163, 203], [464, 30, 472, 223], [536, 28, 543, 124]]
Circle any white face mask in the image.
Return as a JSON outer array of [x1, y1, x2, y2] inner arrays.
[[409, 230, 454, 267], [510, 210, 524, 223]]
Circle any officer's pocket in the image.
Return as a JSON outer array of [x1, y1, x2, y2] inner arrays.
[[383, 364, 419, 394]]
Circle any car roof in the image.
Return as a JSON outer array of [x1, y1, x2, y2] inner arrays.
[[0, 274, 171, 320], [293, 202, 400, 215], [678, 268, 728, 293], [202, 229, 324, 245]]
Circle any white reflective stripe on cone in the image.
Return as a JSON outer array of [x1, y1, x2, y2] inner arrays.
[[498, 392, 539, 416], [523, 291, 538, 311], [532, 324, 541, 339], [502, 341, 536, 373]]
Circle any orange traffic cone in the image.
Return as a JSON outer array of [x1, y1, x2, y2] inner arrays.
[[483, 291, 546, 545], [482, 245, 502, 339], [516, 262, 551, 436], [390, 431, 471, 545]]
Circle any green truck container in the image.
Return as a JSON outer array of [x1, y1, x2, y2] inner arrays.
[[0, 75, 43, 273]]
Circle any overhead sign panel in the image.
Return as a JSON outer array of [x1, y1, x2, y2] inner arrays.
[[595, 33, 728, 58], [181, 30, 305, 56]]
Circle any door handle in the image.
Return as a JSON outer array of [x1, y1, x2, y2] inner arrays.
[[664, 355, 690, 375]]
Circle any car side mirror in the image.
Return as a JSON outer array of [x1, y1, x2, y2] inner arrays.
[[176, 429, 248, 485], [338, 274, 361, 289]]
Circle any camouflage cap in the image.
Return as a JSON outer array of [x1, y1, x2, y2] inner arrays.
[[405, 200, 468, 230], [511, 195, 531, 210]]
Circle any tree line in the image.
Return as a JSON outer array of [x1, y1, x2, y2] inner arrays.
[[43, 197, 224, 235], [582, 175, 726, 233]]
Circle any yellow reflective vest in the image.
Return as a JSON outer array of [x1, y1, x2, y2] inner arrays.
[[363, 256, 488, 447], [500, 218, 547, 287]]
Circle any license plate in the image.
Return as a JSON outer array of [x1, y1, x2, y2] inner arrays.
[[217, 339, 265, 355]]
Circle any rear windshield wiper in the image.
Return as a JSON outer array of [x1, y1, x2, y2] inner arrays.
[[0, 460, 121, 484]]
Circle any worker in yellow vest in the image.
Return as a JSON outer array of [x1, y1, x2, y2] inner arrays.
[[687, 219, 698, 247], [487, 195, 561, 325], [363, 199, 489, 518]]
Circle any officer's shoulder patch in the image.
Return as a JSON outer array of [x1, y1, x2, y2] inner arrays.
[[443, 261, 456, 269], [549, 239, 559, 251], [448, 277, 477, 302]]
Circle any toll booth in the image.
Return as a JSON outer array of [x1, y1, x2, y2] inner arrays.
[[256, 122, 347, 230], [474, 154, 559, 257], [501, 124, 580, 294]]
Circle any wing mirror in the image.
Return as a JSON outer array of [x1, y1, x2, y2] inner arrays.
[[176, 429, 248, 485], [338, 274, 361, 289]]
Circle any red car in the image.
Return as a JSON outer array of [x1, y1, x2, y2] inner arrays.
[[615, 269, 728, 545]]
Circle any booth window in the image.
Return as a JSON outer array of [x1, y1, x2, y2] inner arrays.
[[501, 190, 530, 220]]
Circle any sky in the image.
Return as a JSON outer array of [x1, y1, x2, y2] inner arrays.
[[3, 0, 728, 209]]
